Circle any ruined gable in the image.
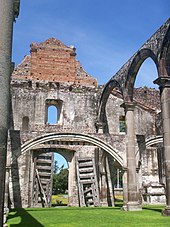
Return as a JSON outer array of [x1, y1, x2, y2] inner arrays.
[[12, 38, 97, 87], [12, 55, 30, 78]]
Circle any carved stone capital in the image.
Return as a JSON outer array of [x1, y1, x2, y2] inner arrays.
[[154, 77, 170, 88], [120, 102, 136, 112], [122, 167, 128, 172]]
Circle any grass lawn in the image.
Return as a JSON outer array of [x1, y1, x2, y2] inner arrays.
[[7, 205, 170, 227], [51, 194, 68, 206]]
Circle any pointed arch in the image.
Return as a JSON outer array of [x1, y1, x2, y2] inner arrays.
[[125, 48, 158, 101], [98, 79, 123, 124], [159, 23, 170, 77]]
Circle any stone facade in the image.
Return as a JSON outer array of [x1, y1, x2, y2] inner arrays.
[[7, 37, 166, 208]]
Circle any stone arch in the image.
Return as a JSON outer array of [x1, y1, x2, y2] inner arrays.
[[98, 79, 123, 124], [135, 135, 163, 157], [125, 48, 159, 101], [45, 99, 63, 125], [12, 132, 124, 167], [159, 25, 170, 77], [145, 135, 163, 148], [53, 148, 72, 166], [33, 147, 73, 170]]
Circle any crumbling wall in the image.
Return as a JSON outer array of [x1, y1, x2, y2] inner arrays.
[[13, 38, 97, 87], [10, 37, 163, 208]]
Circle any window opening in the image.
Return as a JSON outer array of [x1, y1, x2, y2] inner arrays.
[[46, 99, 63, 125], [47, 105, 58, 124], [119, 116, 126, 133], [22, 116, 29, 131]]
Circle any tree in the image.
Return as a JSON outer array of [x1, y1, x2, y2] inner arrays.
[[53, 160, 60, 174], [52, 167, 68, 194]]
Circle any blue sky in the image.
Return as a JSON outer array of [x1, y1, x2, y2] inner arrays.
[[54, 153, 68, 170], [12, 1, 169, 167], [12, 0, 169, 88]]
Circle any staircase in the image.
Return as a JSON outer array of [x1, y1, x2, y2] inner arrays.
[[76, 157, 100, 207]]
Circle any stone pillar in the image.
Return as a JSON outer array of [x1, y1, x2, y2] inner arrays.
[[100, 172, 108, 206], [98, 149, 108, 206], [105, 156, 114, 206], [154, 77, 170, 215], [121, 102, 141, 211], [116, 168, 120, 188], [68, 153, 79, 206], [0, 1, 20, 225], [122, 168, 128, 210]]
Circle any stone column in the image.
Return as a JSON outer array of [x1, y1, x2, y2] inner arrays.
[[0, 0, 20, 225], [122, 168, 128, 210], [154, 77, 170, 216], [98, 149, 108, 206], [68, 153, 78, 206], [121, 102, 141, 211], [105, 156, 114, 206], [116, 168, 120, 188]]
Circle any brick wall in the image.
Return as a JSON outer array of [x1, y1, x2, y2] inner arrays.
[[13, 38, 97, 87]]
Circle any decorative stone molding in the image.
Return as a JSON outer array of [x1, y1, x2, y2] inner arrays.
[[154, 77, 170, 88], [120, 102, 136, 112]]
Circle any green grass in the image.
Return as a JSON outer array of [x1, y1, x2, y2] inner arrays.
[[7, 205, 170, 227], [51, 194, 68, 205]]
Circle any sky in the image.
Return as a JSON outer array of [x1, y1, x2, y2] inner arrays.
[[12, 0, 169, 167], [12, 0, 169, 88]]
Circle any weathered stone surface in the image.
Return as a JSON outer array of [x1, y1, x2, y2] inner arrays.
[[7, 19, 169, 209], [13, 38, 97, 87]]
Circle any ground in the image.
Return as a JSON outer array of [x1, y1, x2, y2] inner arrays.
[[7, 205, 170, 227]]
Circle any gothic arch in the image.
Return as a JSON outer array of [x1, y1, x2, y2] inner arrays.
[[159, 25, 170, 77], [145, 135, 163, 148], [97, 19, 170, 124], [125, 49, 158, 101], [98, 79, 123, 124]]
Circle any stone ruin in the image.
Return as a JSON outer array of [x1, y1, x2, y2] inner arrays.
[[7, 29, 169, 208], [1, 3, 170, 226]]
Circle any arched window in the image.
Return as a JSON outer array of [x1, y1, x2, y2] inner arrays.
[[22, 116, 29, 131], [46, 99, 63, 125], [47, 105, 58, 124], [119, 116, 125, 133]]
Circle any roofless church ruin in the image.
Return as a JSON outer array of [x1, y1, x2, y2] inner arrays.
[[0, 0, 170, 225], [10, 37, 164, 209]]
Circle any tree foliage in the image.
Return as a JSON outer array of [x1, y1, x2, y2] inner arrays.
[[52, 166, 68, 194]]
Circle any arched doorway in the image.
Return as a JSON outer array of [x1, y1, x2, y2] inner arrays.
[[30, 148, 73, 208], [52, 153, 68, 206], [10, 133, 124, 208]]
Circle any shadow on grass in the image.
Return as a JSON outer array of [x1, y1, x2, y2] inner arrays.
[[143, 206, 163, 213], [8, 209, 44, 227], [115, 198, 123, 209]]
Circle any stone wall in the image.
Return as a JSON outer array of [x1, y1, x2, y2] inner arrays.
[[8, 37, 165, 208], [12, 38, 97, 87]]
